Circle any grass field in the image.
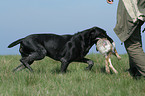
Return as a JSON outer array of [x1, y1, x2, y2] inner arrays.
[[0, 54, 145, 96]]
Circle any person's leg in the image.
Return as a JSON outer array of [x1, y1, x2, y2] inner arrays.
[[124, 22, 145, 77]]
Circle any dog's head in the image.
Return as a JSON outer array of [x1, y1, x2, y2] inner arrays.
[[88, 27, 113, 43]]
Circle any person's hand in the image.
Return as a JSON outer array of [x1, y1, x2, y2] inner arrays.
[[107, 0, 113, 4]]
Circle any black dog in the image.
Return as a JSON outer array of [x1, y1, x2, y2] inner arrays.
[[8, 27, 113, 73]]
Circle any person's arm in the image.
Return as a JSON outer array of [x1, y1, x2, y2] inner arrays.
[[107, 0, 113, 4]]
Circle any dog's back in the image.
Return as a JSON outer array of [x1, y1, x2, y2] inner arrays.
[[8, 34, 73, 60]]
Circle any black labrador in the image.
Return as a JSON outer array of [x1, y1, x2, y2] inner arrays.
[[8, 27, 113, 73]]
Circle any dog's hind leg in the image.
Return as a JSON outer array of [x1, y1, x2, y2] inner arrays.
[[20, 58, 34, 72], [20, 43, 47, 72], [12, 61, 34, 72], [20, 49, 47, 72], [12, 63, 25, 72]]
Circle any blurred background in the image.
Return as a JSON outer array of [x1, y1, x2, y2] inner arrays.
[[0, 0, 145, 55]]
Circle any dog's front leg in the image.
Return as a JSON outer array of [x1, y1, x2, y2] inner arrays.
[[84, 59, 94, 70], [76, 58, 94, 70], [60, 58, 70, 73]]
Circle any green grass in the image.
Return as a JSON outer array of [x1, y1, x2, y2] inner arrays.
[[0, 54, 145, 96]]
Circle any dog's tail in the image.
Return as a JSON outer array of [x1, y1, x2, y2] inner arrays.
[[8, 38, 24, 48]]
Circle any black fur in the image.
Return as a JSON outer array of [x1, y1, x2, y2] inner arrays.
[[8, 26, 113, 73]]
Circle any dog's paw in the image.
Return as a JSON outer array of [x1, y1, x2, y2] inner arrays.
[[85, 67, 92, 70], [85, 64, 93, 70]]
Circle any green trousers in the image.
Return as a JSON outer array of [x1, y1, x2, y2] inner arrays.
[[124, 21, 145, 77]]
